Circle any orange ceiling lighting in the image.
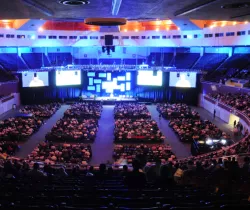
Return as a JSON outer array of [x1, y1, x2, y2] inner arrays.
[[120, 19, 177, 31], [0, 19, 14, 28], [42, 21, 99, 31]]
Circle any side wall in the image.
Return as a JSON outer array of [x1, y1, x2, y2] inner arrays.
[[0, 93, 20, 116]]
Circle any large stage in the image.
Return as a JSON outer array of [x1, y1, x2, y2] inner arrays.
[[80, 96, 137, 105]]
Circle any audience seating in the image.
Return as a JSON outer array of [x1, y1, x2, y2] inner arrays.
[[28, 142, 92, 165], [74, 58, 98, 65], [0, 69, 17, 82], [22, 53, 50, 69], [46, 102, 102, 143], [0, 117, 43, 142], [193, 53, 228, 71], [170, 53, 200, 69], [48, 53, 73, 66], [113, 144, 175, 164], [217, 54, 250, 72], [163, 53, 174, 66], [0, 53, 27, 70], [19, 103, 61, 119], [209, 93, 250, 119], [114, 103, 164, 143], [157, 103, 230, 144]]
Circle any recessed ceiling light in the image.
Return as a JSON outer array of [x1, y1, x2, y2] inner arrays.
[[58, 0, 90, 6]]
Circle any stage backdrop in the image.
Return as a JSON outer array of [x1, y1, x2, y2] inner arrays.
[[19, 70, 201, 105]]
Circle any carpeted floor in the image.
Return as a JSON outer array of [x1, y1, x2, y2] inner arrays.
[[90, 105, 115, 165], [15, 105, 70, 158], [12, 104, 241, 163], [147, 105, 192, 158]]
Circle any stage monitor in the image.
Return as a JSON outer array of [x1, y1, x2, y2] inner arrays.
[[56, 70, 81, 86], [169, 72, 197, 88], [22, 72, 49, 87], [137, 70, 162, 86]]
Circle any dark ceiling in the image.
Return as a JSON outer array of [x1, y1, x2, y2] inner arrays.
[[1, 0, 250, 21]]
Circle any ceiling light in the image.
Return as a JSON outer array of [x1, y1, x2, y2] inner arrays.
[[233, 21, 237, 25], [5, 25, 10, 29], [2, 20, 9, 23], [38, 27, 44, 32], [156, 28, 159, 31], [58, 0, 90, 5], [135, 29, 138, 32], [245, 21, 248, 24], [124, 29, 127, 32], [166, 27, 169, 31]]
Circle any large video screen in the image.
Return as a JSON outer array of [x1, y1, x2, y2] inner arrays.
[[56, 70, 81, 86], [22, 72, 49, 87], [86, 71, 132, 94], [169, 72, 197, 88], [137, 70, 162, 86]]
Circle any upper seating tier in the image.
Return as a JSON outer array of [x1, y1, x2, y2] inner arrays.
[[0, 53, 27, 70], [48, 53, 72, 66], [193, 53, 228, 71], [22, 53, 50, 69]]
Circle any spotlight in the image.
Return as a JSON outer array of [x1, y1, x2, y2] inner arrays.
[[38, 27, 44, 32]]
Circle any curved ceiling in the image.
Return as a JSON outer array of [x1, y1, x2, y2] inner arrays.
[[0, 0, 249, 21]]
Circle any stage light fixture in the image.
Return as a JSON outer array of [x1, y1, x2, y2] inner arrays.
[[107, 47, 111, 55], [102, 46, 106, 53]]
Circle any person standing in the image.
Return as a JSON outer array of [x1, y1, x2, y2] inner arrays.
[[233, 120, 237, 128], [213, 109, 216, 119], [159, 113, 162, 120]]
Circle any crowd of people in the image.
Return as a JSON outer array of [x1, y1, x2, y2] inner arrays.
[[28, 141, 92, 165], [46, 102, 101, 143], [46, 117, 98, 142], [64, 102, 102, 119], [114, 103, 151, 119], [169, 118, 230, 142], [114, 118, 165, 142], [114, 103, 164, 142], [157, 103, 200, 119], [113, 144, 175, 165], [0, 117, 43, 141], [156, 103, 230, 143], [0, 141, 19, 156], [209, 92, 250, 118], [19, 103, 61, 118]]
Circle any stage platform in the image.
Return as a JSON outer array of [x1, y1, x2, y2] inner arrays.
[[66, 97, 154, 105]]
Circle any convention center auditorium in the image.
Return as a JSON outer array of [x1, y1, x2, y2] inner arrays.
[[0, 0, 249, 209]]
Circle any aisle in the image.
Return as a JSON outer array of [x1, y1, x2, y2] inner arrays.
[[15, 105, 70, 158], [90, 105, 115, 165], [192, 107, 242, 143], [147, 105, 191, 158]]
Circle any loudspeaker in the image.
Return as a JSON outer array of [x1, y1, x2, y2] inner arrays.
[[105, 35, 113, 46], [153, 70, 157, 76]]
